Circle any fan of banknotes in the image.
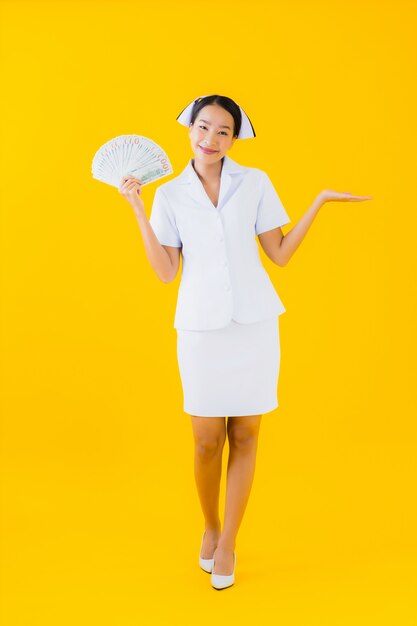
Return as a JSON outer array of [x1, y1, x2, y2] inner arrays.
[[91, 134, 173, 189]]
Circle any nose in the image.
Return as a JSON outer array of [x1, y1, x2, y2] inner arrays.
[[203, 130, 218, 146]]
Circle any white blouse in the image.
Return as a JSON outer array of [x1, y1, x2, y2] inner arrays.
[[149, 153, 291, 331]]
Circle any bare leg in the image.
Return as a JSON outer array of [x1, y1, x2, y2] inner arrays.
[[190, 415, 227, 558], [213, 414, 262, 575]]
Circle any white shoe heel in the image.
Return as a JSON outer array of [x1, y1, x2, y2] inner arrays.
[[199, 531, 214, 573], [211, 550, 236, 590]]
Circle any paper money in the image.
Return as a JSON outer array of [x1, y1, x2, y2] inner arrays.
[[92, 134, 174, 188]]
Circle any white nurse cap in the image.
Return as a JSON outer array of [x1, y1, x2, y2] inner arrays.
[[176, 94, 256, 139]]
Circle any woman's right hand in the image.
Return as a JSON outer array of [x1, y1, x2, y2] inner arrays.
[[119, 175, 145, 215]]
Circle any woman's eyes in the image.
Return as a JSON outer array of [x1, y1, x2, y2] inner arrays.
[[199, 125, 228, 136]]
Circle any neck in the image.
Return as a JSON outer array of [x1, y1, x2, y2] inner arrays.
[[192, 155, 224, 183]]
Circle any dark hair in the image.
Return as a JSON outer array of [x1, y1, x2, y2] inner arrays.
[[189, 95, 244, 138]]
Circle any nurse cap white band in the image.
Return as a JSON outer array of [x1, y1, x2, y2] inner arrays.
[[176, 95, 256, 139]]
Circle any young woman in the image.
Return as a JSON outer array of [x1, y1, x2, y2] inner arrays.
[[119, 94, 372, 590]]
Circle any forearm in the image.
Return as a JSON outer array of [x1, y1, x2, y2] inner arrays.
[[134, 209, 175, 283], [278, 196, 325, 266]]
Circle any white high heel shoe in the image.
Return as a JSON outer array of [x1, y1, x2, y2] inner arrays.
[[211, 549, 236, 590], [199, 531, 214, 573]]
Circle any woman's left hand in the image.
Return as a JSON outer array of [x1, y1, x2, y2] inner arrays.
[[318, 189, 373, 204]]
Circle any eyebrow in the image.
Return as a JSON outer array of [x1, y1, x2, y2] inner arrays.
[[198, 118, 232, 130]]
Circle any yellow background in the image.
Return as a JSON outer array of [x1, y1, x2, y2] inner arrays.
[[1, 0, 416, 623]]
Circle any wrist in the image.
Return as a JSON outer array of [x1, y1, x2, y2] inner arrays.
[[134, 207, 146, 221], [315, 193, 326, 209]]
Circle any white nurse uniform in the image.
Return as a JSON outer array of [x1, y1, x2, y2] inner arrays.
[[149, 153, 291, 416]]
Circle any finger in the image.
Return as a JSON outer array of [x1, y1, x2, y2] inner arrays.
[[342, 192, 372, 198], [122, 180, 140, 190], [127, 183, 141, 193], [123, 175, 142, 184], [120, 184, 135, 194]]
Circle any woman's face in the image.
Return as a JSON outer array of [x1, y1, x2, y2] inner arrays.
[[189, 104, 237, 163]]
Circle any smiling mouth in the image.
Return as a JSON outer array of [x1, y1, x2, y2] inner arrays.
[[199, 146, 218, 154]]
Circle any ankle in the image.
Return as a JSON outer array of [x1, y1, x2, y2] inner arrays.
[[216, 540, 236, 552], [205, 522, 221, 534]]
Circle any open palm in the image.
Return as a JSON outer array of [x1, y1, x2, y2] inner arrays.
[[320, 189, 373, 203]]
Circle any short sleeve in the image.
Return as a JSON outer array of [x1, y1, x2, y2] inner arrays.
[[255, 172, 291, 235], [149, 187, 182, 247]]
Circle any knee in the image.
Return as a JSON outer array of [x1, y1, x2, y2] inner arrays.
[[195, 436, 225, 461], [228, 427, 259, 453]]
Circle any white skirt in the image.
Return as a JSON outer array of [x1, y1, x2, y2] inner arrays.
[[176, 317, 281, 417]]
